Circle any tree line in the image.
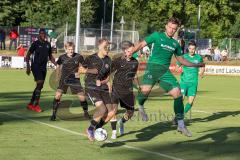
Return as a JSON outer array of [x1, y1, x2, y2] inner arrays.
[[0, 0, 239, 39]]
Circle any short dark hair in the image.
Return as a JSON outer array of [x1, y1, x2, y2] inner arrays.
[[39, 28, 46, 34], [188, 40, 197, 47], [121, 41, 134, 50], [167, 17, 181, 26]]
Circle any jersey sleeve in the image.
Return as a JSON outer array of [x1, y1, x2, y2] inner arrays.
[[78, 55, 85, 66], [111, 57, 120, 73], [28, 41, 36, 54], [132, 61, 139, 77], [56, 55, 63, 65], [176, 61, 181, 66], [174, 42, 184, 56], [97, 58, 111, 80], [144, 32, 158, 45], [82, 56, 90, 68]]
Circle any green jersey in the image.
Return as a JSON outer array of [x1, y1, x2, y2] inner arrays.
[[132, 52, 139, 60], [145, 32, 183, 67], [177, 53, 203, 83]]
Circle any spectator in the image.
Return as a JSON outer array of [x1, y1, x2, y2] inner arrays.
[[221, 48, 228, 61], [0, 29, 6, 50], [17, 44, 26, 57], [213, 46, 221, 62], [9, 28, 19, 50]]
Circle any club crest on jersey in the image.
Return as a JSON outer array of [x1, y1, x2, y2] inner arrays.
[[105, 64, 109, 68]]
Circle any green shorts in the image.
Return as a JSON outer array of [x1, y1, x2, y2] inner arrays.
[[141, 63, 179, 92], [180, 82, 198, 97]]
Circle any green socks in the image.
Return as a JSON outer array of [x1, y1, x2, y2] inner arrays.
[[174, 96, 184, 120], [184, 103, 192, 113], [137, 92, 148, 106]]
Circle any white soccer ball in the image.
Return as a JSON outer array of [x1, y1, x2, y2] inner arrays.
[[94, 128, 108, 142]]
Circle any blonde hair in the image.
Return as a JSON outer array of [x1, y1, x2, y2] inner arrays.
[[64, 42, 75, 49]]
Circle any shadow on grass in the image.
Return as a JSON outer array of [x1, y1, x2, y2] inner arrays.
[[191, 111, 240, 123], [102, 126, 240, 160], [102, 111, 240, 148]]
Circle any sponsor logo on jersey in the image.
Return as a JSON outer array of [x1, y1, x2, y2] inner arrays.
[[194, 60, 199, 64], [160, 44, 175, 51]]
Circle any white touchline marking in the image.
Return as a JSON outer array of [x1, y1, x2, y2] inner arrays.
[[0, 112, 184, 160], [192, 110, 214, 114], [197, 95, 240, 101]]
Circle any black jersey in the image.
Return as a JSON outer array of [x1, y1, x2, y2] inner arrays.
[[112, 56, 138, 92], [83, 53, 111, 89], [57, 53, 84, 81], [29, 40, 52, 70]]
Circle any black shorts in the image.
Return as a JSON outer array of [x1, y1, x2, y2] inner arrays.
[[57, 78, 83, 94], [111, 88, 135, 110], [86, 87, 111, 105], [31, 67, 47, 81]]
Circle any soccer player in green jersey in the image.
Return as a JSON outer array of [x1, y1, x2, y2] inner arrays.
[[176, 41, 205, 115], [129, 17, 205, 137]]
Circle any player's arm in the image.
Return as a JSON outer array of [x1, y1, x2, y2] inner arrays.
[[78, 66, 98, 74], [78, 56, 98, 74], [48, 45, 57, 66], [55, 64, 61, 81], [175, 61, 183, 72], [175, 56, 205, 67], [199, 67, 205, 78], [130, 41, 147, 55], [131, 32, 157, 55], [175, 41, 204, 68], [49, 54, 57, 66], [55, 56, 63, 81], [25, 51, 32, 75], [101, 76, 110, 85], [26, 42, 35, 75], [198, 56, 205, 78]]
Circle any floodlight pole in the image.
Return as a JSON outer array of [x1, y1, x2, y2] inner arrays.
[[120, 16, 125, 43], [110, 0, 115, 49], [197, 5, 201, 42], [75, 0, 82, 53], [103, 0, 106, 24]]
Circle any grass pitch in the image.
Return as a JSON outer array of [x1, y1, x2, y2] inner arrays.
[[0, 69, 239, 160]]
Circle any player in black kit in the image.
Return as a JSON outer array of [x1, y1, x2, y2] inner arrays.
[[82, 38, 114, 141], [109, 41, 139, 139], [50, 42, 95, 121], [26, 28, 56, 112]]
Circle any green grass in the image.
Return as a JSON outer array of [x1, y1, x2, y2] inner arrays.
[[0, 69, 239, 160]]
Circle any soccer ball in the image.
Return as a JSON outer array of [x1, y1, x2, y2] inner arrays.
[[94, 128, 108, 142]]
